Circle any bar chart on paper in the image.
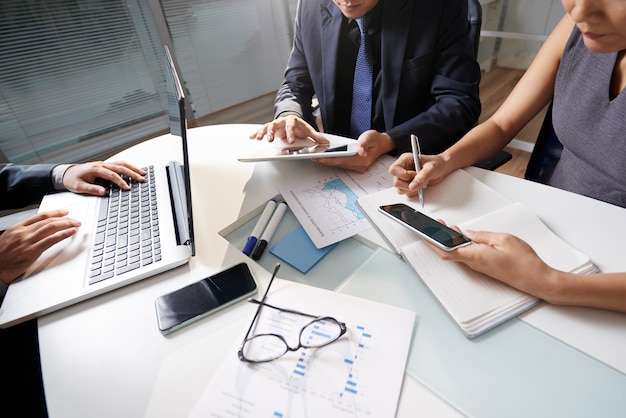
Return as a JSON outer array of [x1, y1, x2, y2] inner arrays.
[[263, 321, 377, 417], [193, 322, 387, 417], [289, 323, 373, 395], [189, 280, 414, 418], [342, 325, 372, 397]]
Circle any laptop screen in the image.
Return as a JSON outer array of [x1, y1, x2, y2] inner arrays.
[[164, 45, 195, 256]]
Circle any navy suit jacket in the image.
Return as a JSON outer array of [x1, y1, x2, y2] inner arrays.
[[275, 0, 481, 154], [1, 164, 56, 210]]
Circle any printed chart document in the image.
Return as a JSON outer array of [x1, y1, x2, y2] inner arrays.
[[189, 279, 415, 418], [277, 155, 395, 248], [357, 169, 596, 338]]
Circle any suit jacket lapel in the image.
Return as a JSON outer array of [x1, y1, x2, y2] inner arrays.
[[381, 0, 414, 129]]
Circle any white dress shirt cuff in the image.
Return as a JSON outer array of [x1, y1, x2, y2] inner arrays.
[[52, 164, 73, 191]]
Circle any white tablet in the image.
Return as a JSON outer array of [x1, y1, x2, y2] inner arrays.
[[238, 133, 357, 162]]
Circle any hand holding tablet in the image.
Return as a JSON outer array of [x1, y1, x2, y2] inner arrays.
[[238, 133, 357, 162]]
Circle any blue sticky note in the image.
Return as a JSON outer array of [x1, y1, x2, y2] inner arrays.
[[269, 226, 337, 274]]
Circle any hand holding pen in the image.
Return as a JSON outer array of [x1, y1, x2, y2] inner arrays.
[[410, 134, 424, 208]]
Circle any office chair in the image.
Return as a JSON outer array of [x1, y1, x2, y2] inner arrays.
[[524, 101, 563, 182], [467, 0, 482, 59]]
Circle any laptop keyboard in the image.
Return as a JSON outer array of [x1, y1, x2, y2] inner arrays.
[[89, 166, 162, 285]]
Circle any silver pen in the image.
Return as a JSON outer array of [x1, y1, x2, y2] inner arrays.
[[410, 134, 424, 208]]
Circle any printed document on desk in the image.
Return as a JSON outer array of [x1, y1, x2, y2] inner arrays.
[[189, 278, 415, 418], [357, 170, 596, 338], [277, 155, 395, 248]]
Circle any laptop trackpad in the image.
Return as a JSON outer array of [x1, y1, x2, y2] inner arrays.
[[21, 193, 94, 280]]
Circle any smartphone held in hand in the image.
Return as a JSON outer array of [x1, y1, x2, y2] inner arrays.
[[378, 203, 472, 251]]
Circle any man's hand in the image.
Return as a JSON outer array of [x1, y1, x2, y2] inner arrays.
[[63, 161, 146, 196], [0, 210, 81, 285], [250, 115, 328, 144], [314, 130, 395, 173]]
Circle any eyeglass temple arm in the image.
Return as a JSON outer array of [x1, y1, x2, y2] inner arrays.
[[247, 298, 319, 319], [240, 263, 281, 342]]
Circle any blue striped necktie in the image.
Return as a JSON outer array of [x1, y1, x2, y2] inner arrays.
[[350, 16, 373, 138]]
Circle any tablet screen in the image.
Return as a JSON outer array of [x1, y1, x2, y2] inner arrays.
[[239, 134, 357, 162]]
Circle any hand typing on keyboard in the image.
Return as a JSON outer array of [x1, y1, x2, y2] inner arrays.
[[62, 161, 146, 197], [89, 166, 161, 284], [0, 160, 144, 286]]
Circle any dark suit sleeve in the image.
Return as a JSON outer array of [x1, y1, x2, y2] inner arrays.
[[274, 0, 318, 129], [275, 0, 480, 154], [385, 0, 481, 155], [0, 164, 57, 210]]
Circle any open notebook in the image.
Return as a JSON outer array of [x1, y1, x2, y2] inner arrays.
[[0, 46, 195, 328], [357, 169, 596, 338]]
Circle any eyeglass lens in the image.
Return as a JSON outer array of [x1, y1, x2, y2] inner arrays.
[[241, 317, 344, 363]]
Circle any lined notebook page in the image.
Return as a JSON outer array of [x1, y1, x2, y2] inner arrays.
[[402, 241, 534, 328], [460, 203, 592, 273], [421, 170, 512, 222]]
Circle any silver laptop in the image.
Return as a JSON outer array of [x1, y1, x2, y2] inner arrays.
[[0, 46, 195, 328]]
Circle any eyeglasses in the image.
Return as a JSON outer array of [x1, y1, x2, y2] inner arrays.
[[238, 263, 347, 363]]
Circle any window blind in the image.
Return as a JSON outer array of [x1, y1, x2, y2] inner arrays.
[[0, 0, 300, 164], [160, 0, 294, 118], [0, 0, 167, 164]]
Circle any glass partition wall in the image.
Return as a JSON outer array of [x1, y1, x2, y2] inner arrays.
[[0, 0, 296, 164], [0, 0, 559, 165]]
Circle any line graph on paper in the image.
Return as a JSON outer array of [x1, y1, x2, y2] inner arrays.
[[341, 154, 396, 195], [278, 156, 395, 248], [279, 172, 373, 248], [301, 176, 365, 232]]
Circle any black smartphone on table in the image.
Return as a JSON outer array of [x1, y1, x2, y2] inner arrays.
[[155, 262, 257, 334], [378, 203, 472, 251]]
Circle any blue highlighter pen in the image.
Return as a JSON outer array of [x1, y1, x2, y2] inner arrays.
[[243, 199, 277, 256]]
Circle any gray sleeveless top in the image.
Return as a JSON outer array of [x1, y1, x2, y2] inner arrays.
[[549, 27, 626, 208]]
